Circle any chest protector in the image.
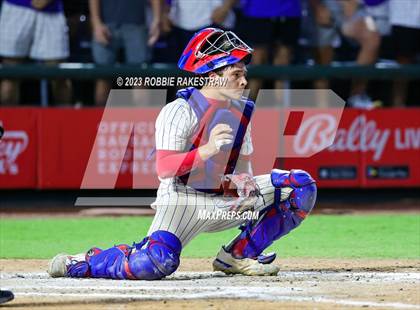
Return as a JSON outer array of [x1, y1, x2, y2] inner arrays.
[[176, 87, 254, 194]]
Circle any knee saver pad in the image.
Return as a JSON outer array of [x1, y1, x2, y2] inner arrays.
[[128, 230, 182, 280], [271, 169, 317, 214]]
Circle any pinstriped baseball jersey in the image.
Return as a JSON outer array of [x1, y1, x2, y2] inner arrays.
[[154, 97, 253, 190], [148, 96, 272, 247], [155, 97, 253, 154]]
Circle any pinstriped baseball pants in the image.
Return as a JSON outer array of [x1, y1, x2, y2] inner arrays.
[[147, 174, 275, 247]]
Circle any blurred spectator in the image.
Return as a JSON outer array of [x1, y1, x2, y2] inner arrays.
[[363, 0, 390, 36], [237, 0, 302, 101], [160, 0, 236, 63], [390, 0, 420, 107], [89, 0, 161, 106], [307, 0, 384, 109], [0, 0, 72, 106]]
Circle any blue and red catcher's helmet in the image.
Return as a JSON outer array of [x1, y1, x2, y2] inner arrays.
[[178, 28, 253, 74]]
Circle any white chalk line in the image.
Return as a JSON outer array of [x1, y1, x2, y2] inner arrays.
[[5, 271, 420, 309], [8, 285, 301, 292], [1, 271, 223, 280], [15, 292, 420, 309], [3, 271, 420, 282]]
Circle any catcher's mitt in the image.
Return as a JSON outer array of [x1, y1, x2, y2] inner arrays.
[[221, 173, 260, 214]]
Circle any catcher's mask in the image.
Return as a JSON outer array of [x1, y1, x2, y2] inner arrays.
[[178, 27, 253, 74]]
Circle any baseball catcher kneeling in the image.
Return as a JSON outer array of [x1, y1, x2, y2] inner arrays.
[[48, 28, 317, 280]]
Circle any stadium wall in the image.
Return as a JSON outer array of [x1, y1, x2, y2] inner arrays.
[[0, 107, 419, 189]]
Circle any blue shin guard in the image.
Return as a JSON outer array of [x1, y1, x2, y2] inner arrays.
[[230, 169, 317, 259], [69, 230, 182, 280], [126, 230, 182, 280]]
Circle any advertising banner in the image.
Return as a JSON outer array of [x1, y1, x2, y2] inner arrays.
[[284, 109, 420, 187], [79, 108, 159, 189], [361, 109, 420, 187], [0, 108, 38, 188], [38, 108, 160, 189], [0, 108, 418, 189]]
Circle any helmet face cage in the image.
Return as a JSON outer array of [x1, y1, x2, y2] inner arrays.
[[196, 30, 253, 59]]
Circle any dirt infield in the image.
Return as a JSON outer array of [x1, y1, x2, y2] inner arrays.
[[1, 196, 419, 309], [1, 258, 419, 309]]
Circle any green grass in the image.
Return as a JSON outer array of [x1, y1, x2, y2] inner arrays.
[[0, 215, 419, 259]]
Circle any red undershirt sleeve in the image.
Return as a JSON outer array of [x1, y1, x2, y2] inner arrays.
[[156, 149, 205, 178]]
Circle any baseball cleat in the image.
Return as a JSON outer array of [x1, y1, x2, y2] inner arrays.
[[0, 290, 14, 304], [47, 253, 86, 278], [212, 247, 279, 276], [48, 253, 69, 277]]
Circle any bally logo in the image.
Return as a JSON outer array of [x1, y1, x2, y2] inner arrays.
[[0, 131, 29, 175], [294, 114, 420, 161], [293, 114, 337, 156], [329, 115, 390, 161]]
